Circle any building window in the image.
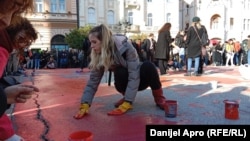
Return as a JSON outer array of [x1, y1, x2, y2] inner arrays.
[[50, 0, 57, 12], [230, 17, 234, 30], [59, 0, 66, 13], [212, 18, 219, 30], [147, 13, 153, 26], [210, 14, 220, 30], [248, 19, 250, 30], [248, 0, 250, 9], [107, 10, 115, 25], [35, 0, 43, 13], [166, 13, 171, 22], [128, 12, 133, 24], [88, 8, 96, 25], [243, 19, 246, 30], [50, 0, 65, 13]]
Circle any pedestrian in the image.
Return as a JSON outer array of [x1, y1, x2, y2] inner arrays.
[[225, 39, 235, 67], [141, 33, 156, 64], [74, 24, 167, 119], [154, 23, 173, 75], [184, 16, 209, 76], [0, 15, 39, 141], [247, 35, 250, 65]]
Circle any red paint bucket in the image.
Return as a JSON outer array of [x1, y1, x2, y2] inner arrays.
[[164, 100, 177, 118], [223, 100, 239, 120], [68, 131, 93, 141]]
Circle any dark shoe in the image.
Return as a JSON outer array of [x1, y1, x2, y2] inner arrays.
[[193, 72, 201, 76]]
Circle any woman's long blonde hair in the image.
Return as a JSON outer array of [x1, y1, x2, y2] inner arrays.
[[88, 24, 115, 71]]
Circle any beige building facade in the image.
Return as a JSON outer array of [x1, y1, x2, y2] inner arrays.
[[78, 0, 180, 38], [26, 0, 77, 51]]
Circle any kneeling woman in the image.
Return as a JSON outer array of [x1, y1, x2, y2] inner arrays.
[[74, 24, 167, 119]]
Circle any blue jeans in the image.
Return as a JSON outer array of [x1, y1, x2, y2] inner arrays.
[[34, 59, 40, 69], [234, 52, 240, 65], [248, 50, 250, 65], [187, 57, 200, 72]]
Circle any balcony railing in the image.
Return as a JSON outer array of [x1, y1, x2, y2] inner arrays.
[[27, 12, 76, 20], [125, 0, 139, 8]]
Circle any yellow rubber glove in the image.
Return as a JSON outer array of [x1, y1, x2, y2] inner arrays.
[[107, 101, 132, 116], [73, 103, 90, 119]]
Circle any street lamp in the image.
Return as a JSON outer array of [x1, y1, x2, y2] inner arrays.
[[76, 0, 79, 28]]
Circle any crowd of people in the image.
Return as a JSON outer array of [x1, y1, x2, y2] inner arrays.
[[130, 17, 250, 77]]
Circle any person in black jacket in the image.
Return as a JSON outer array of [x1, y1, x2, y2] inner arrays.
[[154, 23, 173, 75], [184, 16, 209, 76]]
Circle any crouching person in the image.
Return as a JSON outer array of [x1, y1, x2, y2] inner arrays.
[[45, 57, 57, 69], [74, 24, 167, 119]]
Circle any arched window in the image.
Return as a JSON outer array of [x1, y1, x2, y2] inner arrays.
[[51, 35, 68, 51], [107, 10, 115, 25], [88, 7, 96, 25], [210, 14, 221, 30], [147, 13, 153, 26]]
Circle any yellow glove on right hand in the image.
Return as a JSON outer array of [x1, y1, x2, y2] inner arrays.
[[73, 103, 90, 119]]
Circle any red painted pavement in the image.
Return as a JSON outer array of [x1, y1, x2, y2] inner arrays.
[[10, 66, 250, 141]]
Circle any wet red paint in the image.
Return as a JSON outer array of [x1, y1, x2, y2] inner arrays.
[[12, 69, 174, 141], [11, 66, 250, 141]]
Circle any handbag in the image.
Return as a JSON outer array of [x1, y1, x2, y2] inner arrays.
[[193, 26, 208, 57]]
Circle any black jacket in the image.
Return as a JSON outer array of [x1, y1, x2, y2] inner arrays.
[[185, 25, 208, 58]]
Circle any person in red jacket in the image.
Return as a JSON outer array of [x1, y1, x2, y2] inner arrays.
[[232, 38, 241, 66]]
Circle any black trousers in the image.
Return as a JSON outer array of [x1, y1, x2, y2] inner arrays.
[[113, 61, 161, 93], [157, 59, 168, 75]]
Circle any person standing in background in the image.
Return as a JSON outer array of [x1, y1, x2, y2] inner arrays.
[[171, 30, 186, 70], [225, 39, 235, 67], [247, 35, 250, 65], [232, 38, 241, 66], [141, 33, 157, 65], [184, 16, 209, 76], [154, 23, 173, 75]]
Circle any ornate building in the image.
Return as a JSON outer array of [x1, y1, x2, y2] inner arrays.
[[26, 0, 180, 51], [26, 0, 77, 51], [26, 0, 250, 51], [181, 0, 250, 42]]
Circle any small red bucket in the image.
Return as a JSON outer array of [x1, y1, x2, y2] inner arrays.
[[68, 131, 93, 141], [223, 100, 239, 120], [164, 100, 177, 118]]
